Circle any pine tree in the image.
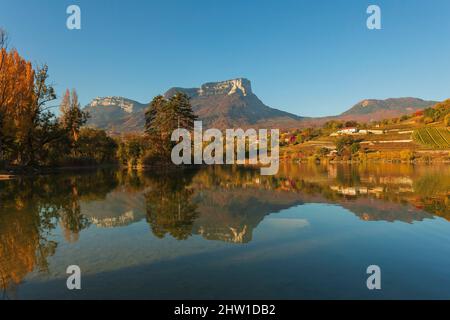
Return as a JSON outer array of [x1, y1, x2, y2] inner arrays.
[[168, 92, 198, 131], [144, 93, 197, 163], [145, 95, 166, 136]]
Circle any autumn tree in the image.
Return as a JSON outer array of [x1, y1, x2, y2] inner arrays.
[[127, 138, 144, 167], [116, 134, 149, 168], [0, 42, 63, 167], [1, 30, 83, 168], [21, 65, 58, 166], [76, 128, 118, 164], [344, 120, 358, 128], [336, 136, 360, 156], [324, 120, 344, 130], [60, 89, 89, 144], [0, 30, 116, 168], [0, 49, 36, 165], [59, 89, 71, 120]]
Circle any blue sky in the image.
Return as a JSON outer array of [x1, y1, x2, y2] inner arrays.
[[1, 0, 449, 117]]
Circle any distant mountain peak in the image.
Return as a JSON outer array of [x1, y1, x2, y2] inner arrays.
[[341, 97, 437, 117], [164, 78, 253, 99], [87, 96, 140, 113], [361, 100, 371, 107], [84, 96, 148, 134], [164, 78, 302, 129], [200, 78, 252, 97], [85, 78, 304, 133], [83, 79, 439, 134]]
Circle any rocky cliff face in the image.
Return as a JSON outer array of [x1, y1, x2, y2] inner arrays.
[[164, 78, 303, 129], [87, 97, 138, 113], [85, 78, 304, 133], [84, 79, 437, 133], [164, 78, 252, 99], [84, 97, 148, 134], [199, 78, 252, 96]]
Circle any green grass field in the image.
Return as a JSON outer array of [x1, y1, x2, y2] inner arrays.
[[412, 127, 450, 149]]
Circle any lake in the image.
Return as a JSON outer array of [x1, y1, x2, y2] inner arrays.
[[1, 163, 449, 299]]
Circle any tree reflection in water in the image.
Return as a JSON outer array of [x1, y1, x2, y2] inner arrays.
[[144, 169, 199, 240], [0, 169, 117, 296], [0, 164, 449, 297]]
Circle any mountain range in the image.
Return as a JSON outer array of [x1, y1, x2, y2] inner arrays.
[[84, 78, 437, 133]]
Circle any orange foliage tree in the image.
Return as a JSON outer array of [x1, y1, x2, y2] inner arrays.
[[0, 46, 57, 166]]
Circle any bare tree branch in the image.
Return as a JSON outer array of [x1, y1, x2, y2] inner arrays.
[[0, 28, 8, 49]]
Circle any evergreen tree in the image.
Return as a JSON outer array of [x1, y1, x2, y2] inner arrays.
[[168, 92, 198, 131], [145, 95, 166, 136], [144, 93, 197, 164]]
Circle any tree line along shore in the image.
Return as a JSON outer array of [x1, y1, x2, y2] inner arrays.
[[1, 28, 449, 176]]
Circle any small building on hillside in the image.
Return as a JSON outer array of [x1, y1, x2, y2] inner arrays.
[[330, 127, 358, 136], [339, 127, 358, 134]]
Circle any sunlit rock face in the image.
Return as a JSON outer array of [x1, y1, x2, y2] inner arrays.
[[85, 78, 304, 132], [164, 78, 252, 98], [199, 78, 252, 97], [164, 78, 303, 129], [87, 97, 137, 113], [84, 97, 148, 134]]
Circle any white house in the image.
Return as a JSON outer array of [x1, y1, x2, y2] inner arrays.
[[330, 127, 359, 136], [339, 127, 358, 134]]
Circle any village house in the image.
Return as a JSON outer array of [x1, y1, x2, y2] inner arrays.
[[330, 128, 385, 136], [330, 127, 359, 136]]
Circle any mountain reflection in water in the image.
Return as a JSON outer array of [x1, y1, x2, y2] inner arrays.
[[0, 164, 449, 299]]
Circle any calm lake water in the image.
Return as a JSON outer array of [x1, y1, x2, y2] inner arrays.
[[1, 163, 450, 299]]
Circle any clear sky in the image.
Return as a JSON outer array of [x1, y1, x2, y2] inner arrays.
[[1, 0, 449, 117]]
